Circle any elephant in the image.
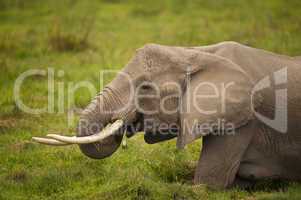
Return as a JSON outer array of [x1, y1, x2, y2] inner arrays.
[[33, 41, 301, 189]]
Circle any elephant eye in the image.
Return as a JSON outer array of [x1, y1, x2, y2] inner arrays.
[[141, 84, 152, 90]]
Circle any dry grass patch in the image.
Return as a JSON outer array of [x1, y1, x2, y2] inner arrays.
[[48, 18, 94, 52]]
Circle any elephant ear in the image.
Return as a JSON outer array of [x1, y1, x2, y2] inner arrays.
[[177, 51, 255, 148]]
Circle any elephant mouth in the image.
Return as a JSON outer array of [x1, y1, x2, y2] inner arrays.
[[144, 127, 178, 144], [32, 119, 124, 146]]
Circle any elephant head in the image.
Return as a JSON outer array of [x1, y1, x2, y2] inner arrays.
[[33, 43, 254, 160]]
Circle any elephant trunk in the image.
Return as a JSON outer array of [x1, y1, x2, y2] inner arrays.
[[32, 69, 138, 159], [77, 87, 126, 159]]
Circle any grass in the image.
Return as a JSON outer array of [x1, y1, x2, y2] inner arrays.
[[0, 0, 301, 199]]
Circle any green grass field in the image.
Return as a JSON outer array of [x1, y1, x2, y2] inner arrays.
[[0, 0, 301, 199]]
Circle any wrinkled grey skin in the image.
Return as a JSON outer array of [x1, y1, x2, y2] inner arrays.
[[77, 42, 301, 189]]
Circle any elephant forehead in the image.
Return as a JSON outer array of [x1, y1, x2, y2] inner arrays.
[[139, 43, 202, 74]]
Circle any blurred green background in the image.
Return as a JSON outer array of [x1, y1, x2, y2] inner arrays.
[[0, 0, 301, 199]]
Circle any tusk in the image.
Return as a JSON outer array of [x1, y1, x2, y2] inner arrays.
[[46, 119, 124, 144], [32, 137, 71, 146]]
